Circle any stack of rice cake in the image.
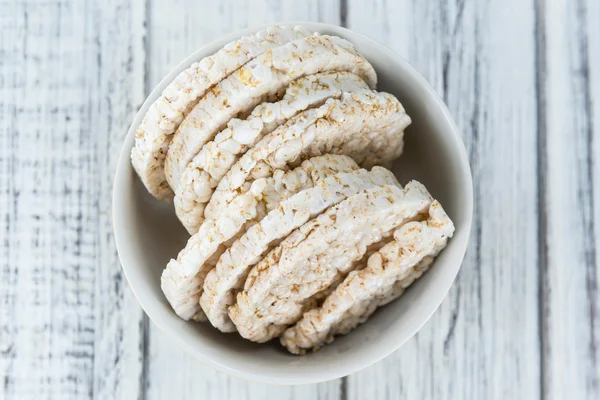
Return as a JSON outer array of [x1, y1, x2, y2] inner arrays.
[[131, 25, 454, 354]]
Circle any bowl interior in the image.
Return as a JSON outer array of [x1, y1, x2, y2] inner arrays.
[[113, 22, 472, 385]]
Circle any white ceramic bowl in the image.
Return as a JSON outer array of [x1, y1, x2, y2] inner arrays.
[[113, 21, 473, 385]]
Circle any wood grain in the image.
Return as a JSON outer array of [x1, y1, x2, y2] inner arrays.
[[541, 0, 600, 398], [345, 1, 541, 398], [0, 0, 146, 398], [89, 0, 148, 398]]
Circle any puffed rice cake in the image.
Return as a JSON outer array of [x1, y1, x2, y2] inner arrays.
[[174, 71, 369, 234], [201, 165, 399, 332], [161, 155, 357, 320], [281, 200, 454, 354], [164, 34, 378, 194], [131, 25, 311, 201], [205, 90, 411, 223], [228, 181, 433, 342]]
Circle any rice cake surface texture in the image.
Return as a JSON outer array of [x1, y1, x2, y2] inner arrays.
[[201, 166, 399, 332], [281, 200, 454, 354], [229, 181, 433, 342], [164, 34, 378, 193], [131, 25, 310, 201], [161, 155, 357, 320], [174, 71, 368, 234], [205, 90, 411, 224]]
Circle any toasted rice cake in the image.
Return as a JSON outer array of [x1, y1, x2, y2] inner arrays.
[[174, 71, 369, 234], [228, 181, 433, 342], [164, 35, 378, 194], [205, 90, 411, 223], [201, 166, 399, 332], [131, 26, 310, 201], [161, 155, 357, 320], [281, 200, 454, 354]]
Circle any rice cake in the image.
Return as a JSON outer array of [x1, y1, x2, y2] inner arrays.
[[174, 71, 368, 234], [161, 155, 357, 320], [164, 34, 378, 193], [131, 25, 310, 201], [281, 200, 454, 354], [205, 90, 411, 223], [201, 166, 399, 332], [228, 181, 433, 342]]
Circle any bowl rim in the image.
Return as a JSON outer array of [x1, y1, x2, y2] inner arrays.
[[113, 20, 473, 385]]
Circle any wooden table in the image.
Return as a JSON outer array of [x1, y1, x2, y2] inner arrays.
[[1, 0, 598, 398]]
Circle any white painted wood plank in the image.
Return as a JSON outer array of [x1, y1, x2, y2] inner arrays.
[[590, 0, 600, 378], [542, 0, 600, 398], [345, 1, 541, 398], [0, 0, 146, 398], [1, 1, 96, 397], [89, 0, 148, 398], [144, 1, 342, 398]]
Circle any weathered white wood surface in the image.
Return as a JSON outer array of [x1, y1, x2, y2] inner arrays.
[[542, 0, 600, 398], [1, 1, 147, 398], [0, 0, 598, 399]]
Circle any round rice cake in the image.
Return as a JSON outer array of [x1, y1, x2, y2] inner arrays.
[[205, 90, 411, 223], [280, 200, 455, 354], [228, 181, 434, 342], [201, 166, 399, 332], [303, 233, 394, 306], [174, 71, 369, 234], [164, 34, 379, 193], [161, 155, 358, 320], [131, 25, 311, 201], [324, 256, 434, 338]]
